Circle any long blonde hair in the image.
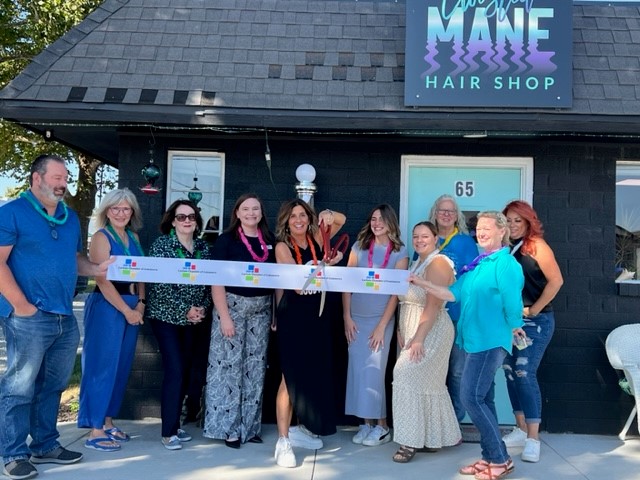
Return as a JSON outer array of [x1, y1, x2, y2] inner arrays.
[[94, 188, 143, 231]]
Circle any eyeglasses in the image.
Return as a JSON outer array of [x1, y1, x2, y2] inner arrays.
[[110, 206, 132, 215], [175, 213, 197, 222], [436, 209, 456, 216]]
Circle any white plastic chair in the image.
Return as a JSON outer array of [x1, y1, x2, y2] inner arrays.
[[605, 323, 640, 440]]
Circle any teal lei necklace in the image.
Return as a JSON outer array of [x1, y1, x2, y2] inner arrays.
[[106, 224, 144, 256], [20, 191, 69, 225], [171, 229, 202, 259]]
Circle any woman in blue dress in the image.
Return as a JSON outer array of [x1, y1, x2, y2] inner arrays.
[[343, 204, 407, 446], [78, 188, 145, 452]]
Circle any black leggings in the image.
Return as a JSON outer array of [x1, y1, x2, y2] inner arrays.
[[150, 319, 197, 437]]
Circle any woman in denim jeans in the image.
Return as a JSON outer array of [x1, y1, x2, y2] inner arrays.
[[412, 211, 524, 480], [500, 201, 563, 463]]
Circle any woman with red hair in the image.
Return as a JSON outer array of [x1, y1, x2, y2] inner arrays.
[[500, 200, 563, 464]]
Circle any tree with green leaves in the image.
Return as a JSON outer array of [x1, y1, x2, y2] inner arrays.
[[0, 0, 110, 251]]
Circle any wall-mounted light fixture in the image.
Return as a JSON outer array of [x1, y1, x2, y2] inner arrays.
[[295, 163, 317, 208]]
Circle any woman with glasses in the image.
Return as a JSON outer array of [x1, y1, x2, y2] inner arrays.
[[78, 188, 145, 452], [428, 194, 479, 424], [145, 200, 212, 451], [203, 194, 275, 448]]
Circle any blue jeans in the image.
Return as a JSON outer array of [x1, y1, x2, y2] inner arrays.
[[461, 347, 510, 464], [0, 310, 80, 464], [447, 342, 467, 422], [150, 319, 195, 438], [503, 311, 555, 424], [448, 341, 497, 423]]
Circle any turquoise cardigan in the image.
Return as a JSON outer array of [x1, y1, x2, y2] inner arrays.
[[448, 247, 524, 353]]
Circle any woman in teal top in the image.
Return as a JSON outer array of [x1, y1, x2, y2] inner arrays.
[[411, 211, 524, 480]]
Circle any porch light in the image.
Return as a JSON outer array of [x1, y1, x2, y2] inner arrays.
[[295, 163, 316, 208], [188, 177, 203, 206], [140, 147, 161, 194], [187, 158, 202, 206]]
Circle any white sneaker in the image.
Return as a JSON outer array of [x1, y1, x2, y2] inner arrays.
[[352, 424, 373, 445], [288, 425, 323, 449], [362, 425, 391, 446], [161, 435, 182, 450], [521, 438, 541, 462], [275, 437, 296, 468], [502, 427, 527, 448]]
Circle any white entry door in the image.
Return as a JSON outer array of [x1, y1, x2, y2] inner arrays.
[[400, 155, 533, 424]]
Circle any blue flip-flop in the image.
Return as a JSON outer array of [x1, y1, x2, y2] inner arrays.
[[104, 427, 131, 443], [85, 437, 121, 452]]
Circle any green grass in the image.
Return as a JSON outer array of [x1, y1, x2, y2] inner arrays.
[[60, 354, 82, 415], [69, 353, 82, 388]]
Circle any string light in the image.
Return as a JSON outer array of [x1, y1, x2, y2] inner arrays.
[[12, 120, 640, 140]]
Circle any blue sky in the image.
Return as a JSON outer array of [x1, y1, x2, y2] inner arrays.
[[0, 174, 20, 199]]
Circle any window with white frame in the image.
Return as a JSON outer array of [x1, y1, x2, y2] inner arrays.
[[616, 161, 640, 281], [167, 150, 225, 233]]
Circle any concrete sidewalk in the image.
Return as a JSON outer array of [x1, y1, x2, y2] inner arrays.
[[26, 419, 640, 480]]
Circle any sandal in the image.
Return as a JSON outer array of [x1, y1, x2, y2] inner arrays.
[[104, 426, 131, 443], [84, 437, 121, 452], [392, 445, 416, 463], [473, 460, 514, 480], [459, 459, 489, 475]]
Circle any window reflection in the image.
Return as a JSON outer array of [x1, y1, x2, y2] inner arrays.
[[616, 162, 640, 280], [167, 151, 225, 234]]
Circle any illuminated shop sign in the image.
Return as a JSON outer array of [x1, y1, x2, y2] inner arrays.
[[404, 0, 572, 107]]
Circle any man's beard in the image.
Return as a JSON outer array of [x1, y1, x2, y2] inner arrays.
[[39, 182, 66, 203]]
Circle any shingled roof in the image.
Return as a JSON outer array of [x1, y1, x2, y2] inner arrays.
[[1, 0, 639, 162]]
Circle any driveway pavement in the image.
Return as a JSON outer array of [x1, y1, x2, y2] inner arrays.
[[25, 420, 640, 480], [2, 297, 639, 479]]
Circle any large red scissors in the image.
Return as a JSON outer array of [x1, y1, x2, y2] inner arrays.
[[302, 220, 349, 315]]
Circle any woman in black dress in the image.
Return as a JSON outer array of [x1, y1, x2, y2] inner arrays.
[[272, 199, 345, 468]]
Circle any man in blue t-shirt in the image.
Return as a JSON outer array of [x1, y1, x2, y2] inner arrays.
[[0, 155, 113, 480]]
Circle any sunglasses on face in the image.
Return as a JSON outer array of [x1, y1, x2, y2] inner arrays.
[[175, 213, 197, 222]]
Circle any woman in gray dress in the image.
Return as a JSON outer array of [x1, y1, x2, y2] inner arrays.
[[343, 204, 408, 446]]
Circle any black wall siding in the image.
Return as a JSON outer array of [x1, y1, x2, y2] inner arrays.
[[115, 134, 639, 435]]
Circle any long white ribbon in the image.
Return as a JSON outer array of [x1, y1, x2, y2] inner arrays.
[[107, 256, 409, 295]]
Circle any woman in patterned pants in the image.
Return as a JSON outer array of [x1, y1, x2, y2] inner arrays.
[[203, 194, 275, 448]]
